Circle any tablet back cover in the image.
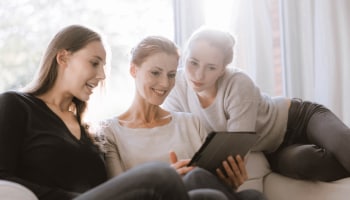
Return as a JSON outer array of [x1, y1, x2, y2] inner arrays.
[[189, 131, 258, 174]]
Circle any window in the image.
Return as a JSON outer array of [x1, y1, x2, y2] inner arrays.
[[0, 0, 174, 121]]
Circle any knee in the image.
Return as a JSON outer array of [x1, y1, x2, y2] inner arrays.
[[275, 144, 347, 181], [133, 162, 179, 182], [184, 167, 213, 183], [189, 189, 228, 200], [237, 189, 267, 200]]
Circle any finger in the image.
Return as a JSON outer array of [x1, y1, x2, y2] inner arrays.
[[227, 156, 240, 176], [171, 159, 192, 170], [177, 166, 194, 175], [216, 168, 231, 186], [236, 155, 248, 180], [228, 157, 247, 187], [227, 157, 246, 187], [169, 151, 178, 164], [223, 160, 239, 187]]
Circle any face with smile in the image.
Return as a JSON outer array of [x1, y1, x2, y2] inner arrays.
[[131, 52, 178, 106], [60, 41, 106, 101], [185, 40, 226, 95]]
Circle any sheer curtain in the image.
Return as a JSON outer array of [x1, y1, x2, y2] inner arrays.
[[173, 0, 205, 48], [230, 0, 278, 95], [173, 0, 279, 95], [173, 0, 350, 125], [281, 0, 350, 126]]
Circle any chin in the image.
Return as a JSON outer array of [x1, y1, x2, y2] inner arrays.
[[75, 95, 90, 102]]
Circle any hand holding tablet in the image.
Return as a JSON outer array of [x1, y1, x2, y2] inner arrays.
[[188, 131, 259, 174]]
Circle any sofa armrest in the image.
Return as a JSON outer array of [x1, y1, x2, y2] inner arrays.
[[0, 180, 38, 200], [238, 151, 272, 192]]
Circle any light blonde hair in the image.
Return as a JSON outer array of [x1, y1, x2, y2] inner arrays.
[[130, 36, 180, 66], [184, 27, 235, 67]]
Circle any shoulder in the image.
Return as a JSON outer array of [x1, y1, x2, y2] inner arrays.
[[171, 111, 198, 120], [99, 117, 118, 133], [0, 91, 29, 106], [0, 91, 21, 99], [222, 68, 256, 87], [170, 111, 202, 126], [222, 68, 259, 94]]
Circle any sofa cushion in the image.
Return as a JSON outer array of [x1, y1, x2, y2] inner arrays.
[[0, 180, 38, 200], [264, 173, 350, 200], [238, 151, 271, 192]]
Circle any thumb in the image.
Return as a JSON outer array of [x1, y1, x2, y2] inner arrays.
[[169, 150, 178, 164]]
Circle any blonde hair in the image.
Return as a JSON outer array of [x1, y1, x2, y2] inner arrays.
[[130, 36, 179, 66], [184, 27, 235, 67]]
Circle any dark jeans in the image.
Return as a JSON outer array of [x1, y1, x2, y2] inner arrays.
[[74, 162, 228, 200], [266, 99, 350, 181], [184, 167, 267, 200]]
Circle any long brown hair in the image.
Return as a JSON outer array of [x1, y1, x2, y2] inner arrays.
[[24, 25, 103, 124]]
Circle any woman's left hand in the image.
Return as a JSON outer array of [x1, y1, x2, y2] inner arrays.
[[216, 155, 248, 190], [169, 151, 194, 175]]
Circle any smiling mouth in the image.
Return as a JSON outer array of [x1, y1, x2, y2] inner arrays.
[[152, 88, 167, 96]]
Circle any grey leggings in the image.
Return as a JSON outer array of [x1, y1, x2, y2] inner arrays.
[[74, 162, 228, 200], [184, 167, 267, 200], [266, 99, 350, 181]]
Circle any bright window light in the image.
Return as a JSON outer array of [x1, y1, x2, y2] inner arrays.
[[203, 0, 238, 30]]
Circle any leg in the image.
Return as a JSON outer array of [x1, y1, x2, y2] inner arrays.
[[74, 162, 190, 200], [306, 109, 350, 174], [183, 167, 265, 200], [268, 99, 350, 181], [189, 189, 228, 200], [236, 189, 267, 200], [183, 167, 238, 200], [270, 144, 348, 181]]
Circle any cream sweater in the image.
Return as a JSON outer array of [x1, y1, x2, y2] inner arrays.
[[103, 111, 208, 177], [163, 68, 290, 152]]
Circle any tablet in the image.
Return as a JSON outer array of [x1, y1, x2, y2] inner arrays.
[[188, 131, 258, 174]]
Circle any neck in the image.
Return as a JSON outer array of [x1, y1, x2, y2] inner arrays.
[[37, 90, 73, 112], [118, 101, 171, 128], [196, 84, 218, 108]]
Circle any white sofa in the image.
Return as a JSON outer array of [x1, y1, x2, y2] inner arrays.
[[2, 153, 350, 200], [239, 152, 350, 200], [0, 180, 37, 200]]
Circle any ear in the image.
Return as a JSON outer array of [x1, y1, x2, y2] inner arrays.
[[56, 49, 70, 67], [130, 63, 137, 78]]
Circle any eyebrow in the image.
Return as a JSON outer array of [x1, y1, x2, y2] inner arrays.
[[152, 66, 176, 73], [92, 55, 106, 65], [189, 57, 216, 66], [92, 55, 103, 61]]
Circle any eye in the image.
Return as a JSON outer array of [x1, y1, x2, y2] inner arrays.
[[168, 72, 176, 79], [91, 60, 100, 68], [207, 65, 217, 71], [151, 71, 161, 76], [189, 60, 198, 66]]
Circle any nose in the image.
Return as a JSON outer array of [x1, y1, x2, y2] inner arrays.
[[97, 66, 106, 80], [159, 75, 171, 88], [194, 68, 204, 81]]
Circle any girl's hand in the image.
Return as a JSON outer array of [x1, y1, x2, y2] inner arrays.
[[216, 155, 248, 190], [169, 151, 194, 175]]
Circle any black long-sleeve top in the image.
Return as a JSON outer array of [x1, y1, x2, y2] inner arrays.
[[0, 91, 107, 200]]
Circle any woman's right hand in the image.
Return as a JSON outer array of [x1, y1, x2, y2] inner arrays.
[[169, 151, 194, 175], [216, 155, 248, 190]]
